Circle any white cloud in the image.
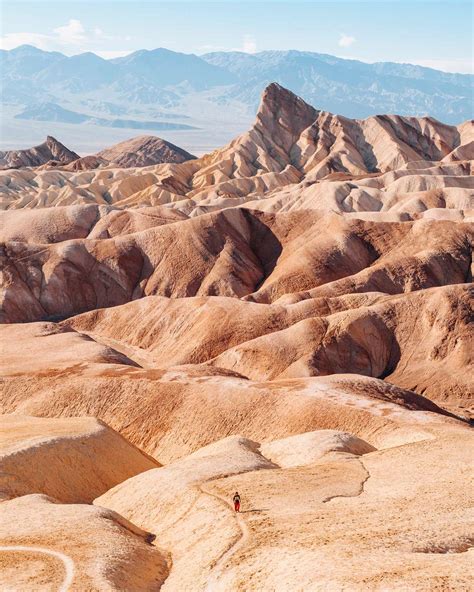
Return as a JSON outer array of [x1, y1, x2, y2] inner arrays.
[[338, 33, 356, 48], [0, 20, 127, 55], [53, 19, 86, 45]]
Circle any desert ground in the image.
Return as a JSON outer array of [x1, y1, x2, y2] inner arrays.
[[0, 83, 473, 590]]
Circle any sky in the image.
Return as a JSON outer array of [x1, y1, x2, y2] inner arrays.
[[1, 0, 472, 73]]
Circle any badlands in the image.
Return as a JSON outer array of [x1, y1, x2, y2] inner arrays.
[[0, 83, 473, 590]]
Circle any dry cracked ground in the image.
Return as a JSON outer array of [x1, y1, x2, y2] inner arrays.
[[0, 84, 473, 591]]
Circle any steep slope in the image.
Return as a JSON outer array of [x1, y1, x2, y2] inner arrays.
[[0, 415, 158, 502], [2, 208, 471, 325], [0, 136, 78, 170], [96, 135, 196, 167], [173, 83, 473, 202], [0, 208, 269, 322]]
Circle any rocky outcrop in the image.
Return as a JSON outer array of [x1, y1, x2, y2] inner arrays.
[[0, 135, 79, 170], [62, 154, 109, 171]]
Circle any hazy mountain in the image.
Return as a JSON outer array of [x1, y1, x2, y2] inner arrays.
[[34, 52, 118, 92], [16, 103, 91, 124], [111, 48, 236, 89], [1, 45, 472, 154], [202, 50, 473, 121], [1, 44, 64, 77]]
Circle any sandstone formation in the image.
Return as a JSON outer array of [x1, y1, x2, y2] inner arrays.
[[260, 429, 376, 467], [0, 203, 186, 243], [0, 136, 79, 170], [1, 83, 472, 591], [0, 347, 460, 461]]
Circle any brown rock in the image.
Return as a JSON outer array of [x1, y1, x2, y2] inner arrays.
[[0, 136, 79, 170], [96, 135, 196, 168]]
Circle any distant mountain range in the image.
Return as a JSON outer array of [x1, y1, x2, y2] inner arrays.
[[1, 44, 472, 153], [204, 50, 473, 121]]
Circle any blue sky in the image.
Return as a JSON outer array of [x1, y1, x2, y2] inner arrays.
[[1, 1, 472, 73]]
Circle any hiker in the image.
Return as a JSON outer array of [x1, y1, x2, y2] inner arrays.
[[233, 491, 241, 513]]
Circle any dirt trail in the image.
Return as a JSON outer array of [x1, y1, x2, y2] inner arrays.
[[199, 483, 250, 592], [0, 545, 74, 591]]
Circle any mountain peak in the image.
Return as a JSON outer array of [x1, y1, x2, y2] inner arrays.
[[46, 135, 61, 144], [256, 82, 318, 137], [42, 136, 79, 162], [10, 44, 44, 54], [43, 136, 79, 151], [259, 82, 318, 114], [0, 136, 78, 170]]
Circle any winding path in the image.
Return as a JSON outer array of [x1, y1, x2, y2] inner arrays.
[[0, 546, 74, 592], [199, 483, 250, 592]]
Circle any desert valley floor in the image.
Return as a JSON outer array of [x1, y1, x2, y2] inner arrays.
[[0, 83, 473, 591]]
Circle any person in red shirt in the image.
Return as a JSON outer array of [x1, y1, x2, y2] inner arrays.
[[233, 492, 241, 512]]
